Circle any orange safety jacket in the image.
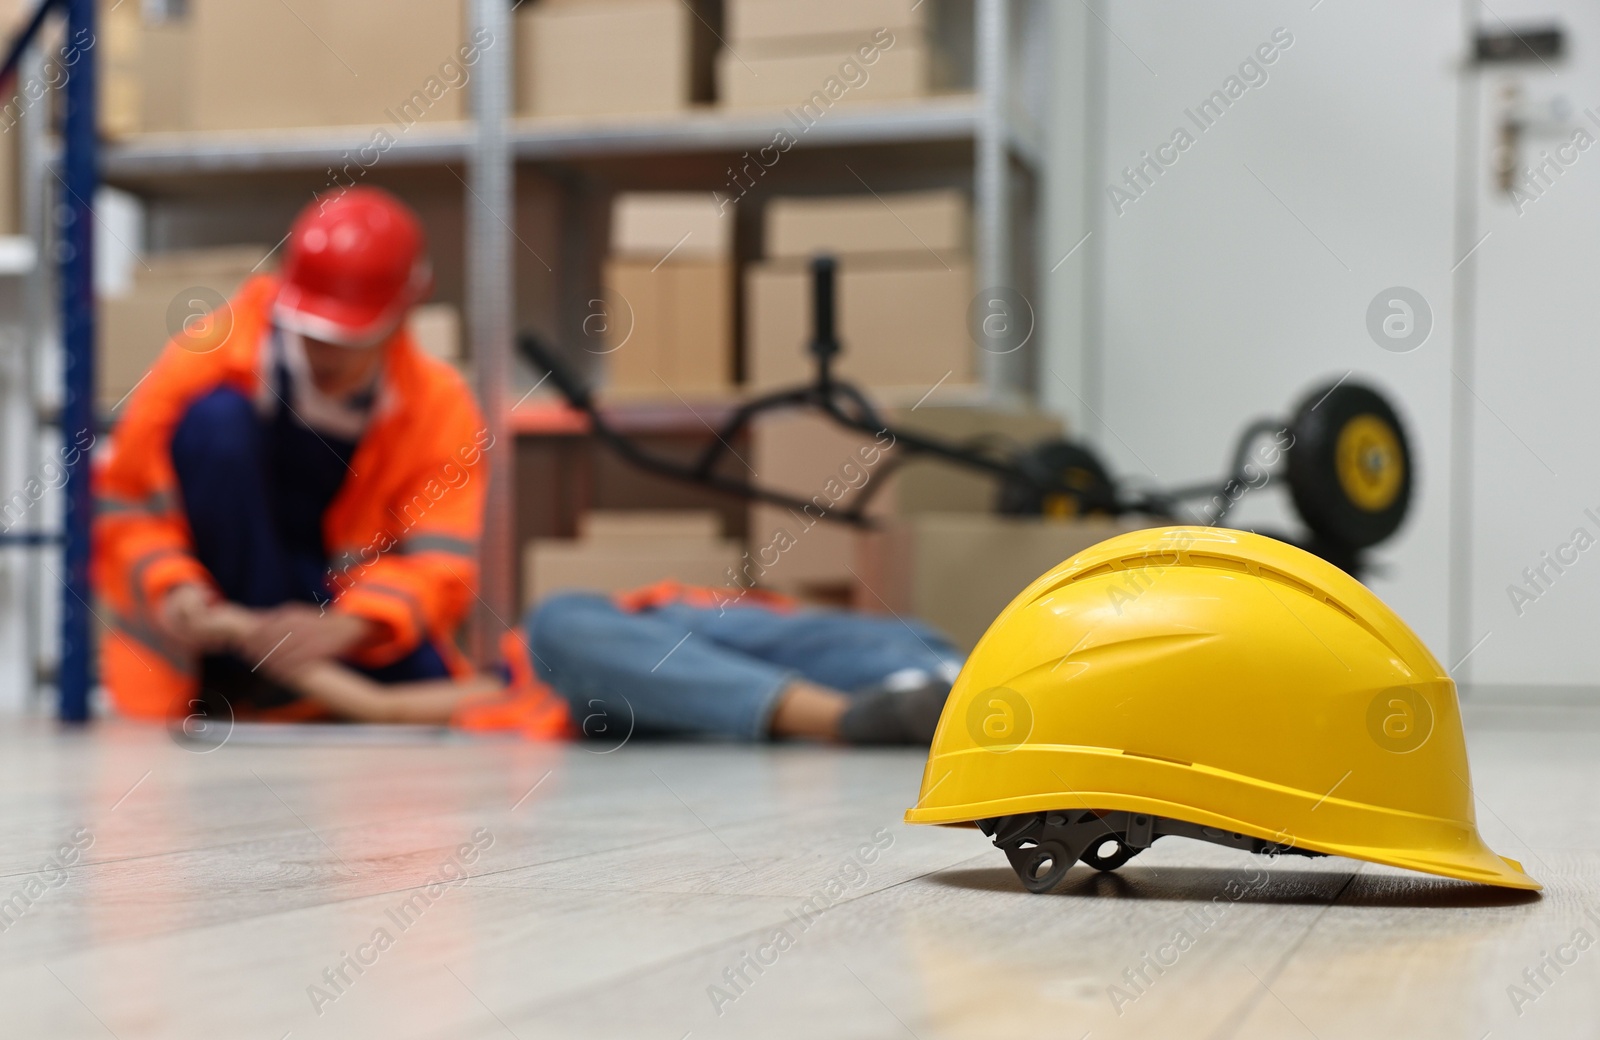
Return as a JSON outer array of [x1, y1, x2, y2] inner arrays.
[[93, 275, 490, 719]]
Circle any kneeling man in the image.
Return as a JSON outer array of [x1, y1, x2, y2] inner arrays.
[[93, 188, 490, 719]]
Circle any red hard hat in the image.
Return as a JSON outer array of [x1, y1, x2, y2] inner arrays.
[[274, 187, 433, 348]]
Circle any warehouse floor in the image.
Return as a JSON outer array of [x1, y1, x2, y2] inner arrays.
[[0, 705, 1595, 1039]]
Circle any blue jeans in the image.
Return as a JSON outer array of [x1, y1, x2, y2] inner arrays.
[[525, 593, 964, 741], [170, 385, 450, 691]]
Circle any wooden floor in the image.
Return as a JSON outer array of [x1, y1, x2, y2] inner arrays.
[[0, 704, 1596, 1039]]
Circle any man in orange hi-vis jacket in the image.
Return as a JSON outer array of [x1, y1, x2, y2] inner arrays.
[[93, 188, 492, 721]]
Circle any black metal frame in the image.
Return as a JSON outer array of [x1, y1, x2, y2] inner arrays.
[[520, 256, 1270, 528]]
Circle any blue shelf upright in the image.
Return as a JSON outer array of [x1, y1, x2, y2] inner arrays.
[[57, 0, 97, 723], [1, 0, 98, 722]]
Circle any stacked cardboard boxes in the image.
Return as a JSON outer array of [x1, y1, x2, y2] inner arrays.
[[194, 0, 477, 132], [869, 515, 1160, 650], [746, 189, 973, 391], [744, 410, 895, 601], [745, 404, 1065, 600], [81, 0, 195, 136], [98, 246, 274, 412], [718, 0, 929, 109], [601, 192, 734, 397], [523, 510, 742, 606], [97, 0, 476, 135], [742, 188, 994, 600], [517, 0, 710, 118]]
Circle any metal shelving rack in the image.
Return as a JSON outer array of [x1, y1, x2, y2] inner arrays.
[[7, 0, 1043, 717]]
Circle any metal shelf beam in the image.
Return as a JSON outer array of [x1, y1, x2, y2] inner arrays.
[[97, 96, 1035, 179], [509, 96, 989, 160], [101, 124, 475, 178]]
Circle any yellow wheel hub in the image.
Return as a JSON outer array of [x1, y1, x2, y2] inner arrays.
[[1336, 414, 1404, 512]]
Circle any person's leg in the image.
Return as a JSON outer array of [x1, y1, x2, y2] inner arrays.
[[169, 386, 294, 608], [173, 387, 446, 711], [647, 602, 963, 694], [171, 388, 300, 714], [645, 602, 964, 744], [525, 593, 799, 741]]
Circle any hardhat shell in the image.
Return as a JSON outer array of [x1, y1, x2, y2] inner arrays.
[[276, 187, 433, 348], [905, 527, 1537, 890]]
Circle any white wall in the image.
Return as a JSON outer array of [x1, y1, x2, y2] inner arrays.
[[1043, 1, 1465, 660], [1465, 0, 1600, 688]]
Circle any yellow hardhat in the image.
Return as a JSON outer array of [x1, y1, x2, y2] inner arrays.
[[905, 526, 1538, 892]]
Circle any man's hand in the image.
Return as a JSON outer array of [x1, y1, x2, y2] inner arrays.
[[239, 604, 375, 679], [156, 584, 240, 654]]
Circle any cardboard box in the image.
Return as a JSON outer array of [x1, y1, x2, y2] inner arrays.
[[518, 0, 691, 117], [746, 406, 1066, 596], [766, 190, 969, 260], [602, 258, 733, 396], [745, 255, 972, 391], [409, 303, 461, 364], [726, 0, 925, 47], [716, 36, 926, 110], [83, 1, 194, 136], [129, 245, 271, 281], [139, 19, 195, 133], [612, 193, 731, 262], [525, 541, 743, 605], [99, 246, 272, 411], [99, 0, 143, 138], [523, 510, 741, 606], [746, 411, 892, 597], [581, 510, 724, 543], [873, 515, 1159, 649], [192, 0, 472, 131], [890, 406, 1064, 514]]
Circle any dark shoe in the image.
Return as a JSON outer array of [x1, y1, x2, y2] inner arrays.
[[839, 677, 951, 745]]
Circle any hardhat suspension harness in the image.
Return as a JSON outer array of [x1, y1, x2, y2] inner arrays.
[[520, 257, 1415, 576], [981, 810, 1324, 895]]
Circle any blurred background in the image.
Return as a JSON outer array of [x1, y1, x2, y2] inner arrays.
[[0, 0, 1591, 716]]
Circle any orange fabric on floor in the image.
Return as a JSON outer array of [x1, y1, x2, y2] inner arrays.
[[450, 630, 574, 740], [612, 579, 798, 614]]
